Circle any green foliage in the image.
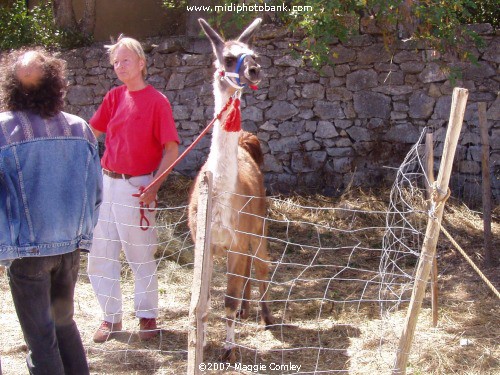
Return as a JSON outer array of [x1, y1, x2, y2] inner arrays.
[[462, 0, 499, 27], [402, 0, 485, 60], [0, 0, 55, 50], [284, 0, 360, 68], [0, 0, 92, 50], [162, 0, 187, 10], [162, 0, 494, 68]]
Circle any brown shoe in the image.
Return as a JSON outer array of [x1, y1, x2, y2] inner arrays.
[[138, 318, 159, 341], [93, 320, 122, 343]]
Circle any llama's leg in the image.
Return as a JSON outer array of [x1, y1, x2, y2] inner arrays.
[[251, 237, 274, 327], [221, 250, 248, 362], [237, 253, 251, 319]]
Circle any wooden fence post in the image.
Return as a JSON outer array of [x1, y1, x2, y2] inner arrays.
[[478, 102, 493, 267], [187, 171, 213, 375], [393, 88, 469, 374], [424, 132, 439, 327]]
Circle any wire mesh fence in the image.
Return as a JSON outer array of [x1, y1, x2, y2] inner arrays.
[[1, 127, 495, 374]]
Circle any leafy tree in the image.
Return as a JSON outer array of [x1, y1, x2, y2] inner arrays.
[[0, 0, 94, 50], [461, 0, 498, 27], [0, 0, 55, 49]]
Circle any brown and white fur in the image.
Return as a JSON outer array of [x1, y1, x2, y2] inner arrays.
[[187, 18, 273, 362]]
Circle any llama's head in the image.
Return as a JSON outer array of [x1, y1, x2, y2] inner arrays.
[[199, 18, 262, 93]]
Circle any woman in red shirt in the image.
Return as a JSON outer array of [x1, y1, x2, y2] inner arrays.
[[88, 35, 179, 343]]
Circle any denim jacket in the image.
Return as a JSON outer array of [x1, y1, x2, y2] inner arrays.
[[0, 110, 103, 260]]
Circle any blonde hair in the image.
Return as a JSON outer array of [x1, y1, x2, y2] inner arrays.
[[105, 34, 147, 78]]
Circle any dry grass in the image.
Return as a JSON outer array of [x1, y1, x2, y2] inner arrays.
[[0, 174, 498, 374]]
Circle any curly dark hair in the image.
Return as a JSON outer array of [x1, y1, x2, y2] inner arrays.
[[0, 47, 68, 118]]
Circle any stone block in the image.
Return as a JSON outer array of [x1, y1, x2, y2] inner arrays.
[[296, 71, 320, 83], [313, 101, 345, 120], [482, 40, 500, 63], [393, 50, 420, 63], [373, 85, 413, 95], [467, 145, 482, 162], [266, 102, 299, 120], [262, 154, 283, 173], [419, 63, 447, 83], [66, 86, 94, 106], [459, 160, 481, 174], [268, 80, 288, 100], [166, 72, 186, 90], [346, 126, 372, 142], [383, 123, 421, 143], [353, 92, 391, 119], [275, 55, 303, 67], [391, 112, 408, 120], [357, 44, 391, 64], [334, 119, 353, 130], [330, 157, 354, 173], [302, 83, 325, 99], [305, 121, 317, 132], [409, 91, 436, 119], [461, 132, 481, 146], [334, 64, 351, 77], [434, 96, 453, 120], [278, 121, 304, 137], [346, 69, 378, 91], [463, 61, 496, 80], [315, 121, 339, 139], [173, 105, 191, 120], [329, 45, 357, 64], [185, 69, 208, 87], [242, 106, 264, 122], [291, 151, 327, 172], [268, 136, 302, 153]]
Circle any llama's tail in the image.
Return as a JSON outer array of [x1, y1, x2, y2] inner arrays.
[[239, 131, 264, 166]]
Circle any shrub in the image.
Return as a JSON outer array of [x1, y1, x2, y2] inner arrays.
[[0, 0, 91, 50]]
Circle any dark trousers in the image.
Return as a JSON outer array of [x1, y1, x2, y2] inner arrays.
[[8, 250, 89, 375]]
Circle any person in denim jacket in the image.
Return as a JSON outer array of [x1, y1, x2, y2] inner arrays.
[[0, 48, 102, 375]]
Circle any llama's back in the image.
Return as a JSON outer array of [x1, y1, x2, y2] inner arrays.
[[236, 131, 266, 208], [234, 131, 267, 242], [238, 131, 264, 166]]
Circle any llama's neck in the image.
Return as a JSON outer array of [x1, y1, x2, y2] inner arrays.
[[205, 80, 240, 194]]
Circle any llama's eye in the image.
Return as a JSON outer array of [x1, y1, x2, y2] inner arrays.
[[224, 57, 236, 66]]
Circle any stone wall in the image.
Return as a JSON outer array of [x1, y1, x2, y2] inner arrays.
[[62, 23, 500, 204]]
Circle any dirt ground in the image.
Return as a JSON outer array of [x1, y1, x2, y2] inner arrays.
[[0, 175, 498, 374]]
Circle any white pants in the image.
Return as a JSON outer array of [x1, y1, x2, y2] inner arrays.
[[88, 174, 158, 323]]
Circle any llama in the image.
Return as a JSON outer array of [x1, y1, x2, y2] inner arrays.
[[187, 18, 273, 362]]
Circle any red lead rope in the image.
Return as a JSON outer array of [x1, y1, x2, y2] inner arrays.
[[139, 95, 236, 196]]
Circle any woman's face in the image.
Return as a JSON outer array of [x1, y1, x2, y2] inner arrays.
[[111, 45, 145, 85]]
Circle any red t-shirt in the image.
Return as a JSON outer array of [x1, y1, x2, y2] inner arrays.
[[90, 85, 180, 176]]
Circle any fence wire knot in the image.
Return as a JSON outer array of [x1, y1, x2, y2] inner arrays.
[[428, 182, 451, 218]]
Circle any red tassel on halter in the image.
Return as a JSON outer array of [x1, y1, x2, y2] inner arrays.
[[222, 97, 241, 132]]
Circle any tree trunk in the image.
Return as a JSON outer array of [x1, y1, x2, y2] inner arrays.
[[52, 0, 95, 36], [398, 0, 416, 38], [79, 0, 96, 35], [186, 0, 211, 38], [52, 0, 76, 30]]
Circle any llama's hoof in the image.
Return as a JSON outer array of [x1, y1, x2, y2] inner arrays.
[[237, 308, 249, 319], [262, 315, 274, 329], [220, 348, 237, 363]]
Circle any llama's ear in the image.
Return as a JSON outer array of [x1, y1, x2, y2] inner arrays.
[[237, 18, 262, 44], [198, 18, 224, 51]]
